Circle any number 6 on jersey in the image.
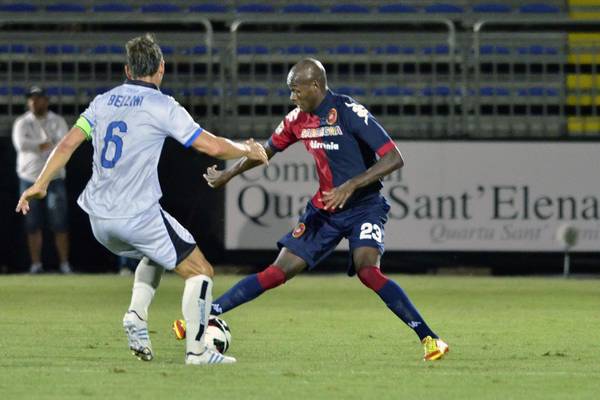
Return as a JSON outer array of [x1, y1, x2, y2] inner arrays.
[[101, 120, 127, 168]]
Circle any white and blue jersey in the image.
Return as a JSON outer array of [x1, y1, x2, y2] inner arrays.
[[76, 79, 202, 218]]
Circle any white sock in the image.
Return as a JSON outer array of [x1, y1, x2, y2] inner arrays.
[[182, 275, 213, 355], [128, 282, 155, 321]]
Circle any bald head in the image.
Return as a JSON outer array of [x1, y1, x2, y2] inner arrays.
[[287, 58, 328, 112], [287, 58, 327, 91]]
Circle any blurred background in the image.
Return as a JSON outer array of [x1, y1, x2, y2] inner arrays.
[[0, 0, 598, 274]]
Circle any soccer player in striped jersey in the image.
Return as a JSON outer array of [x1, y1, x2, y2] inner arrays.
[[203, 58, 449, 361], [16, 34, 268, 365]]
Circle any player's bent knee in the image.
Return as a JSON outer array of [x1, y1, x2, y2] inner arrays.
[[257, 265, 286, 290], [174, 247, 214, 279], [357, 266, 388, 292]]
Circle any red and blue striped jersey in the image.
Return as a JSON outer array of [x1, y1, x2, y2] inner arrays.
[[267, 89, 397, 210]]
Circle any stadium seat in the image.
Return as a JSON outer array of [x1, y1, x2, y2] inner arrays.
[[237, 45, 269, 55], [479, 87, 510, 96], [336, 87, 367, 96], [422, 44, 450, 55], [425, 4, 464, 13], [327, 45, 367, 54], [92, 3, 134, 12], [0, 3, 37, 12], [191, 87, 221, 97], [236, 4, 275, 13], [160, 46, 174, 55], [330, 4, 370, 13], [183, 46, 219, 55], [519, 4, 560, 13], [280, 45, 318, 55], [0, 44, 34, 53], [0, 86, 26, 96], [517, 87, 559, 96], [141, 4, 180, 13], [372, 87, 415, 96], [282, 4, 321, 13], [472, 3, 512, 13], [277, 88, 290, 97], [238, 87, 269, 96], [378, 4, 418, 13], [46, 3, 86, 12], [45, 45, 80, 54], [375, 45, 415, 54], [517, 45, 559, 55], [91, 45, 124, 54], [479, 45, 510, 55], [46, 87, 77, 96], [189, 4, 228, 13], [422, 86, 460, 96]]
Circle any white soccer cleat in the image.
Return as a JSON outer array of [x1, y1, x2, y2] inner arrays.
[[122, 311, 153, 361], [185, 348, 236, 365]]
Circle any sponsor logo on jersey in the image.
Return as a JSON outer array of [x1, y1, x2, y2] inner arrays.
[[309, 140, 339, 151], [300, 125, 343, 139], [345, 102, 369, 125], [326, 108, 337, 125], [292, 222, 306, 238]]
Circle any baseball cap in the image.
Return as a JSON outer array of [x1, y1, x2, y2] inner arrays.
[[26, 86, 47, 98]]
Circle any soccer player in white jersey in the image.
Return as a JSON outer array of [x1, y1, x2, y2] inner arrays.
[[16, 34, 268, 365]]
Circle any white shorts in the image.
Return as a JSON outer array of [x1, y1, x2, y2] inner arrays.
[[89, 204, 196, 270]]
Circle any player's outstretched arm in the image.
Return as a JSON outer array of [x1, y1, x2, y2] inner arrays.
[[191, 130, 268, 164], [322, 147, 404, 210], [203, 143, 275, 189], [16, 126, 87, 215]]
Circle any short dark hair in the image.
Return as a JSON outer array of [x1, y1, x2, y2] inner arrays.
[[125, 34, 163, 78]]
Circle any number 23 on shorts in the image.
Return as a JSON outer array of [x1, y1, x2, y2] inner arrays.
[[359, 222, 383, 243]]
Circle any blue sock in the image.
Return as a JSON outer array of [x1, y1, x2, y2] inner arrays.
[[211, 274, 263, 315], [212, 265, 287, 315], [377, 280, 438, 341]]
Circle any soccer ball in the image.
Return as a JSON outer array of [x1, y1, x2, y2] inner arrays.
[[172, 316, 232, 354]]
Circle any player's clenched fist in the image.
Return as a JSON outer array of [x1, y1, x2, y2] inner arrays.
[[244, 139, 269, 164]]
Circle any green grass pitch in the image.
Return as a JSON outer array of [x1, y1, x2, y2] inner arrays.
[[0, 273, 598, 399]]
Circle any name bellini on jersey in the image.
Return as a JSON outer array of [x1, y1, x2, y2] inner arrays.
[[267, 89, 398, 210]]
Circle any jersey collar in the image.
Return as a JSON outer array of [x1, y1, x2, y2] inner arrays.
[[311, 89, 334, 117], [124, 79, 159, 91]]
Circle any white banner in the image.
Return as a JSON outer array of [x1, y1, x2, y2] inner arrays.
[[225, 142, 600, 251]]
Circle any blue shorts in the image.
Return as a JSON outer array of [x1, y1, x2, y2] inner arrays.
[[19, 178, 68, 233], [277, 194, 390, 274]]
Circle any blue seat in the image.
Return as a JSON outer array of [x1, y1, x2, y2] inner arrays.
[[277, 88, 290, 97], [0, 86, 26, 96], [479, 87, 510, 96], [422, 44, 450, 55], [45, 45, 79, 54], [473, 3, 511, 13], [160, 46, 174, 55], [237, 45, 269, 55], [330, 4, 369, 13], [0, 44, 34, 53], [327, 45, 367, 54], [161, 88, 175, 96], [190, 87, 220, 97], [238, 87, 269, 96], [282, 4, 321, 13], [281, 45, 318, 55], [46, 3, 86, 12], [141, 4, 180, 13], [189, 4, 228, 13], [47, 87, 77, 96], [94, 87, 112, 95], [92, 3, 134, 12], [378, 4, 417, 13], [372, 87, 415, 96], [91, 45, 124, 54], [375, 45, 415, 55], [425, 3, 464, 13], [0, 3, 37, 12], [337, 87, 366, 96], [517, 45, 558, 55], [422, 86, 461, 96], [479, 45, 510, 55], [236, 4, 275, 13], [517, 87, 559, 96], [519, 4, 560, 13]]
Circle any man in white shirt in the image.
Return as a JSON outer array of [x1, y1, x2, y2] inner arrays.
[[12, 86, 72, 274], [16, 34, 268, 365]]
